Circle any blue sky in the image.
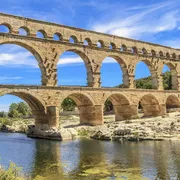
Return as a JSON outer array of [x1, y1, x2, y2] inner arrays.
[[0, 0, 178, 111]]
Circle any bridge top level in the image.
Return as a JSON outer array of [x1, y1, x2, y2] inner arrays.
[[0, 12, 180, 61]]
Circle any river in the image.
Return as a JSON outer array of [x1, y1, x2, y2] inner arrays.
[[0, 132, 180, 179]]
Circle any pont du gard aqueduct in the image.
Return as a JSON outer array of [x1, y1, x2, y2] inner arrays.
[[1, 12, 180, 135]]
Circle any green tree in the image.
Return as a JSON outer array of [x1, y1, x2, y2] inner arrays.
[[8, 109, 20, 118], [17, 102, 32, 116], [8, 103, 19, 117], [163, 71, 172, 90], [0, 111, 7, 118], [61, 98, 76, 111], [8, 102, 32, 118], [104, 99, 113, 112]]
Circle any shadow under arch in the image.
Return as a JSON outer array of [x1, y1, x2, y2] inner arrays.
[[0, 91, 47, 125], [0, 41, 46, 85], [58, 49, 93, 87], [104, 93, 137, 121], [61, 93, 96, 125], [135, 59, 158, 89], [139, 94, 161, 117], [162, 63, 178, 90], [100, 55, 130, 88], [166, 95, 180, 112]]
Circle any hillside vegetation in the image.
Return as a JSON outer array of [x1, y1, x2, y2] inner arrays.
[[117, 71, 172, 90]]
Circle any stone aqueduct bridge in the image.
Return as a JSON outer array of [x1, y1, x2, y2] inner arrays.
[[0, 13, 180, 130]]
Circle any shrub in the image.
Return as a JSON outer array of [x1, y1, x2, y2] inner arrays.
[[0, 162, 23, 180]]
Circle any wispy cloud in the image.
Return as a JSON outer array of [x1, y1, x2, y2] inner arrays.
[[0, 76, 22, 82], [58, 56, 117, 66], [92, 1, 180, 40], [0, 52, 38, 67]]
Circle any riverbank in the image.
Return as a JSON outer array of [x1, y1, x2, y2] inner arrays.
[[1, 112, 180, 141]]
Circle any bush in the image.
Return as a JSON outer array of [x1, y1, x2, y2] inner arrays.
[[0, 118, 13, 126], [0, 112, 7, 118], [0, 162, 23, 180]]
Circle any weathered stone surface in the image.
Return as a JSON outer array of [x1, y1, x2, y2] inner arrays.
[[91, 129, 112, 140], [27, 125, 78, 140]]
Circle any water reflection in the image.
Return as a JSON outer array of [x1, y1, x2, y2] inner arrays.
[[32, 139, 67, 180], [1, 133, 180, 179]]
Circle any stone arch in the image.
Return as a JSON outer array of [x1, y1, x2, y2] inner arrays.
[[69, 35, 78, 43], [172, 53, 176, 59], [61, 93, 96, 124], [0, 23, 12, 33], [53, 33, 62, 41], [166, 95, 180, 112], [162, 62, 178, 90], [104, 93, 137, 121], [65, 93, 94, 106], [18, 26, 30, 36], [36, 30, 47, 38], [100, 55, 130, 88], [135, 59, 158, 89], [0, 41, 45, 85], [142, 48, 147, 55], [97, 40, 105, 48], [121, 44, 127, 51], [58, 49, 93, 86], [84, 38, 92, 46], [151, 50, 156, 56], [132, 46, 138, 54], [139, 94, 160, 117], [159, 51, 164, 57], [166, 52, 170, 58], [0, 90, 48, 126], [110, 42, 116, 50]]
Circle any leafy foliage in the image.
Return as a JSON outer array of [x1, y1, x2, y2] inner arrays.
[[0, 112, 7, 118], [8, 102, 32, 118], [104, 99, 113, 112], [61, 98, 76, 111], [163, 71, 172, 90], [0, 162, 23, 180], [117, 71, 172, 90]]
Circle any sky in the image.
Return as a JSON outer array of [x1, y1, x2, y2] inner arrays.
[[0, 0, 178, 111]]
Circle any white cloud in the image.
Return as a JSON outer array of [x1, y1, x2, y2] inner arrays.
[[92, 1, 180, 39], [0, 51, 118, 69], [0, 52, 38, 67], [58, 57, 83, 65], [58, 56, 117, 66], [0, 76, 22, 82]]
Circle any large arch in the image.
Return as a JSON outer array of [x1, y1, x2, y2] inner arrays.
[[166, 95, 180, 112], [139, 94, 160, 117], [0, 90, 47, 126], [104, 93, 137, 121], [100, 55, 129, 88], [162, 63, 178, 90], [60, 93, 102, 125], [58, 49, 93, 87], [0, 40, 45, 85], [135, 60, 158, 89]]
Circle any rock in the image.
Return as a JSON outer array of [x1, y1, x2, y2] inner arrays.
[[27, 125, 77, 141], [114, 128, 131, 136], [91, 129, 111, 140], [60, 128, 78, 140], [59, 128, 73, 140]]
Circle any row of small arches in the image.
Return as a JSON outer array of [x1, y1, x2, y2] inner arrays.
[[0, 23, 179, 60]]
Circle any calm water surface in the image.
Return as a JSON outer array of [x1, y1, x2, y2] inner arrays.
[[0, 132, 180, 180]]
